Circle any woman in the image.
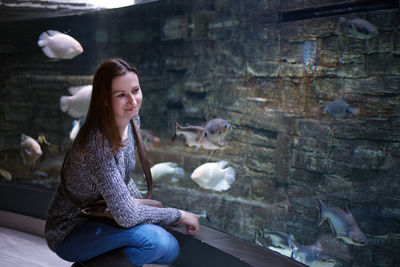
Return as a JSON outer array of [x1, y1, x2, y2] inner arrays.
[[45, 58, 199, 267]]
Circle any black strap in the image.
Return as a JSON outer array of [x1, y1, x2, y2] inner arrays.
[[60, 119, 153, 210]]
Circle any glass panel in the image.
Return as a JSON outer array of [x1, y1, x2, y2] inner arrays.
[[0, 1, 399, 266]]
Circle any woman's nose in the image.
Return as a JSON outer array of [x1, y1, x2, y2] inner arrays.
[[128, 93, 137, 105]]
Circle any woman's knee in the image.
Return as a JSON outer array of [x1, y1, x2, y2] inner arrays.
[[129, 224, 180, 262]]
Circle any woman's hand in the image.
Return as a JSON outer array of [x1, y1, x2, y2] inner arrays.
[[178, 210, 199, 234]]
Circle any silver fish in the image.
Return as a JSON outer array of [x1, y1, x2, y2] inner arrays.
[[317, 199, 368, 246], [172, 121, 226, 150], [323, 99, 359, 119], [292, 241, 336, 267], [262, 230, 299, 250], [199, 118, 231, 146], [60, 85, 92, 118], [338, 17, 378, 39], [20, 134, 43, 166], [37, 30, 83, 59]]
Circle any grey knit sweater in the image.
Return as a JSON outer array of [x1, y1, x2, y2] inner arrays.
[[45, 117, 181, 251]]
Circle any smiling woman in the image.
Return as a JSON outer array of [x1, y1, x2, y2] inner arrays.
[[44, 58, 199, 267], [111, 72, 142, 140]]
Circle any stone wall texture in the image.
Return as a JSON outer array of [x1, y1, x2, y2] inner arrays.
[[0, 0, 399, 266]]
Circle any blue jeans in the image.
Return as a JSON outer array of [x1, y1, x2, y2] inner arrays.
[[55, 220, 180, 266]]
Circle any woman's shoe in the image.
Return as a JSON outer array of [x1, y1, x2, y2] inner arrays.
[[72, 247, 141, 267]]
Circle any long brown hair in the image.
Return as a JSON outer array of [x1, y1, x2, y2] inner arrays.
[[76, 58, 139, 155]]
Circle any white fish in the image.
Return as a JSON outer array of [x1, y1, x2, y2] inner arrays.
[[69, 119, 80, 141], [151, 162, 185, 183], [190, 161, 235, 192], [37, 30, 83, 59], [0, 168, 12, 181], [20, 134, 43, 166], [60, 85, 92, 118]]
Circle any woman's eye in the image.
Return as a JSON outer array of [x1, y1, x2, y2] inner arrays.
[[118, 93, 125, 97]]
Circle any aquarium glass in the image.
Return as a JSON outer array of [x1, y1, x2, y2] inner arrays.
[[0, 0, 399, 266]]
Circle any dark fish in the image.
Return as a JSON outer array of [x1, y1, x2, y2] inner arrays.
[[323, 99, 359, 119], [141, 129, 160, 150], [338, 17, 378, 39], [317, 199, 368, 246]]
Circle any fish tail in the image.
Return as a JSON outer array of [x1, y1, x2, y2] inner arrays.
[[316, 198, 326, 226], [174, 167, 185, 179], [37, 31, 49, 47], [59, 96, 70, 113]]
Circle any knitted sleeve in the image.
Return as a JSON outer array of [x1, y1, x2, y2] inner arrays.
[[86, 133, 181, 228]]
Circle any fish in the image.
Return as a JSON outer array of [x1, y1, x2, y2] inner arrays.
[[199, 118, 231, 146], [20, 134, 43, 166], [196, 210, 211, 222], [302, 41, 319, 73], [268, 246, 294, 258], [69, 119, 80, 141], [262, 230, 299, 250], [60, 85, 92, 118], [37, 30, 83, 59], [36, 154, 66, 177], [317, 199, 368, 246], [150, 162, 185, 183], [338, 17, 378, 39], [323, 99, 359, 119], [0, 168, 12, 181], [172, 120, 228, 150], [141, 129, 160, 150], [190, 161, 235, 192], [291, 241, 336, 267], [37, 135, 60, 156]]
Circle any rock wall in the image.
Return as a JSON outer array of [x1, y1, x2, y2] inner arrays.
[[0, 0, 399, 266]]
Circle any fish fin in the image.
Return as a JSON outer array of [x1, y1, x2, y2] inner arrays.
[[59, 96, 70, 113], [349, 107, 360, 116], [345, 205, 352, 215], [165, 162, 178, 167], [174, 167, 185, 179], [46, 30, 61, 36], [24, 148, 33, 156], [327, 218, 338, 238], [223, 166, 235, 184], [41, 46, 58, 59], [37, 31, 49, 47], [316, 199, 326, 225], [68, 86, 81, 95], [216, 160, 229, 168]]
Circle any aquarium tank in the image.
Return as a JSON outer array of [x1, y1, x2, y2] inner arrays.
[[0, 0, 399, 266]]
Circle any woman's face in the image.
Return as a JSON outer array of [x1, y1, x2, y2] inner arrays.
[[111, 71, 142, 126]]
